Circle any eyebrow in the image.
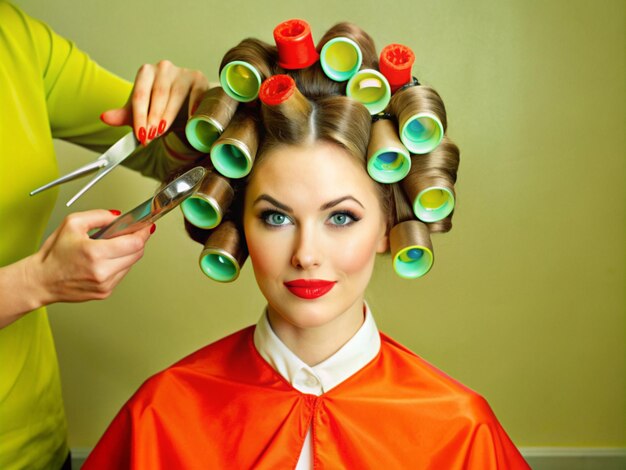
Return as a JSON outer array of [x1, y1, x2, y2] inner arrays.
[[253, 194, 365, 212]]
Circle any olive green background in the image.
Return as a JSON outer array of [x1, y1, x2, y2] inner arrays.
[[14, 0, 625, 450]]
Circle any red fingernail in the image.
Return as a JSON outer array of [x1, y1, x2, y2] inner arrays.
[[138, 127, 147, 145], [109, 209, 122, 216], [148, 127, 157, 140], [99, 112, 106, 122], [158, 119, 166, 135], [150, 224, 156, 234]]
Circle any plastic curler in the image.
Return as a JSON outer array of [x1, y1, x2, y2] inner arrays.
[[274, 19, 319, 70], [367, 118, 411, 183], [210, 112, 259, 179], [346, 69, 391, 115], [390, 85, 446, 154], [259, 75, 312, 140], [199, 220, 248, 282], [220, 61, 263, 102], [403, 172, 455, 223], [401, 139, 458, 223], [320, 37, 363, 82], [379, 44, 415, 93], [185, 87, 238, 153], [390, 220, 434, 279], [181, 171, 234, 229]]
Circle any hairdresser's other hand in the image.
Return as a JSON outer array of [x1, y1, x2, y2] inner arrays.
[[28, 209, 152, 305], [101, 60, 209, 145]]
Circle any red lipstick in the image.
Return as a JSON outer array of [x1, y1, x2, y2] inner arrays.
[[284, 279, 336, 299]]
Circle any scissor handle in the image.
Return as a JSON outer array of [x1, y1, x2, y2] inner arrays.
[[30, 159, 107, 196]]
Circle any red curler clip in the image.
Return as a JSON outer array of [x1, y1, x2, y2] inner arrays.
[[379, 44, 416, 93], [273, 19, 319, 70], [259, 74, 296, 106]]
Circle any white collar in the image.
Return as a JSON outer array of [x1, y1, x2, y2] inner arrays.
[[253, 304, 381, 396]]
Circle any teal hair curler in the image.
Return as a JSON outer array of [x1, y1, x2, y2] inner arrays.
[[346, 69, 391, 115], [181, 171, 234, 229], [185, 87, 238, 153], [366, 118, 411, 183], [390, 85, 447, 154], [219, 61, 263, 102], [210, 113, 259, 179], [320, 37, 363, 82], [390, 220, 434, 279], [199, 221, 247, 282]]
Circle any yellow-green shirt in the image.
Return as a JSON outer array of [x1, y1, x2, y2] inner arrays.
[[0, 3, 198, 468]]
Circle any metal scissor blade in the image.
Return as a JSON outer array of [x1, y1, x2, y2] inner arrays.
[[30, 159, 108, 196], [66, 132, 139, 206], [89, 198, 154, 239]]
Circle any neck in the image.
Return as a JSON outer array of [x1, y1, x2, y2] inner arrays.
[[266, 300, 365, 366]]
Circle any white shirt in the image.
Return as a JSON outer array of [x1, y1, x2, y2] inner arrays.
[[253, 304, 381, 469]]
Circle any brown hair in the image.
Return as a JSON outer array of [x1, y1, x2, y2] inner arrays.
[[168, 22, 460, 270]]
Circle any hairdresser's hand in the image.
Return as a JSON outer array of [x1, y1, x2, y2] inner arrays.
[[101, 60, 209, 145], [34, 209, 152, 298], [0, 210, 153, 328]]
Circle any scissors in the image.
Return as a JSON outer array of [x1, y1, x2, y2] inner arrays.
[[30, 131, 139, 206], [89, 166, 206, 239]]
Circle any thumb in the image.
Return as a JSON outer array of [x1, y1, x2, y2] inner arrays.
[[100, 105, 132, 127], [66, 209, 124, 235]]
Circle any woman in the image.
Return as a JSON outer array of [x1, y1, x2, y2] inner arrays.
[[83, 21, 529, 469], [0, 3, 208, 469]]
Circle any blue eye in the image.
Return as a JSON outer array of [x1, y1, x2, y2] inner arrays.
[[329, 211, 358, 226], [261, 211, 291, 226]]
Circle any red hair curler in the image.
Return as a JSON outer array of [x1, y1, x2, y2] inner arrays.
[[379, 44, 415, 93], [273, 19, 319, 70], [259, 74, 296, 106]]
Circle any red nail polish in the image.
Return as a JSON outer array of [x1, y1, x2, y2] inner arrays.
[[150, 224, 156, 234], [99, 112, 106, 122], [158, 120, 166, 135], [148, 127, 157, 140], [138, 127, 147, 145], [109, 209, 122, 216]]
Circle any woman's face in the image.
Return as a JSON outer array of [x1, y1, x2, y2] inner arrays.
[[243, 141, 388, 335]]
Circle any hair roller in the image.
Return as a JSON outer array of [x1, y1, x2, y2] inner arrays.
[[219, 38, 276, 102], [401, 137, 459, 223], [390, 220, 434, 279], [259, 74, 313, 142], [199, 220, 248, 282], [210, 111, 260, 179], [346, 69, 391, 115], [389, 85, 446, 154], [317, 23, 376, 82], [273, 19, 319, 70], [181, 168, 234, 229], [379, 44, 415, 93], [185, 87, 238, 153], [318, 23, 378, 68], [367, 117, 411, 183]]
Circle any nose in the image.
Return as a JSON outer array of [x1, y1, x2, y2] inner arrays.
[[291, 224, 321, 270]]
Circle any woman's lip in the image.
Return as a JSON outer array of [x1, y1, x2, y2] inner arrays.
[[284, 279, 336, 299]]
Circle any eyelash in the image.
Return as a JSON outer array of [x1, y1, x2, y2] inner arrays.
[[259, 210, 361, 228]]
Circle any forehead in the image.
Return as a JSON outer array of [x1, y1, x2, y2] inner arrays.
[[246, 142, 379, 206]]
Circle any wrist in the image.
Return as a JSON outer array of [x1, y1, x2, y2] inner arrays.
[[21, 253, 54, 310]]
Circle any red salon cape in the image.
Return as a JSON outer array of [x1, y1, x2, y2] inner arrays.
[[83, 326, 530, 469]]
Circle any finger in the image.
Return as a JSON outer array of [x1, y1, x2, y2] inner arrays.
[[187, 78, 211, 118], [146, 60, 179, 141], [100, 105, 132, 127], [63, 210, 121, 236], [131, 64, 157, 145], [160, 82, 191, 135], [91, 227, 152, 260]]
